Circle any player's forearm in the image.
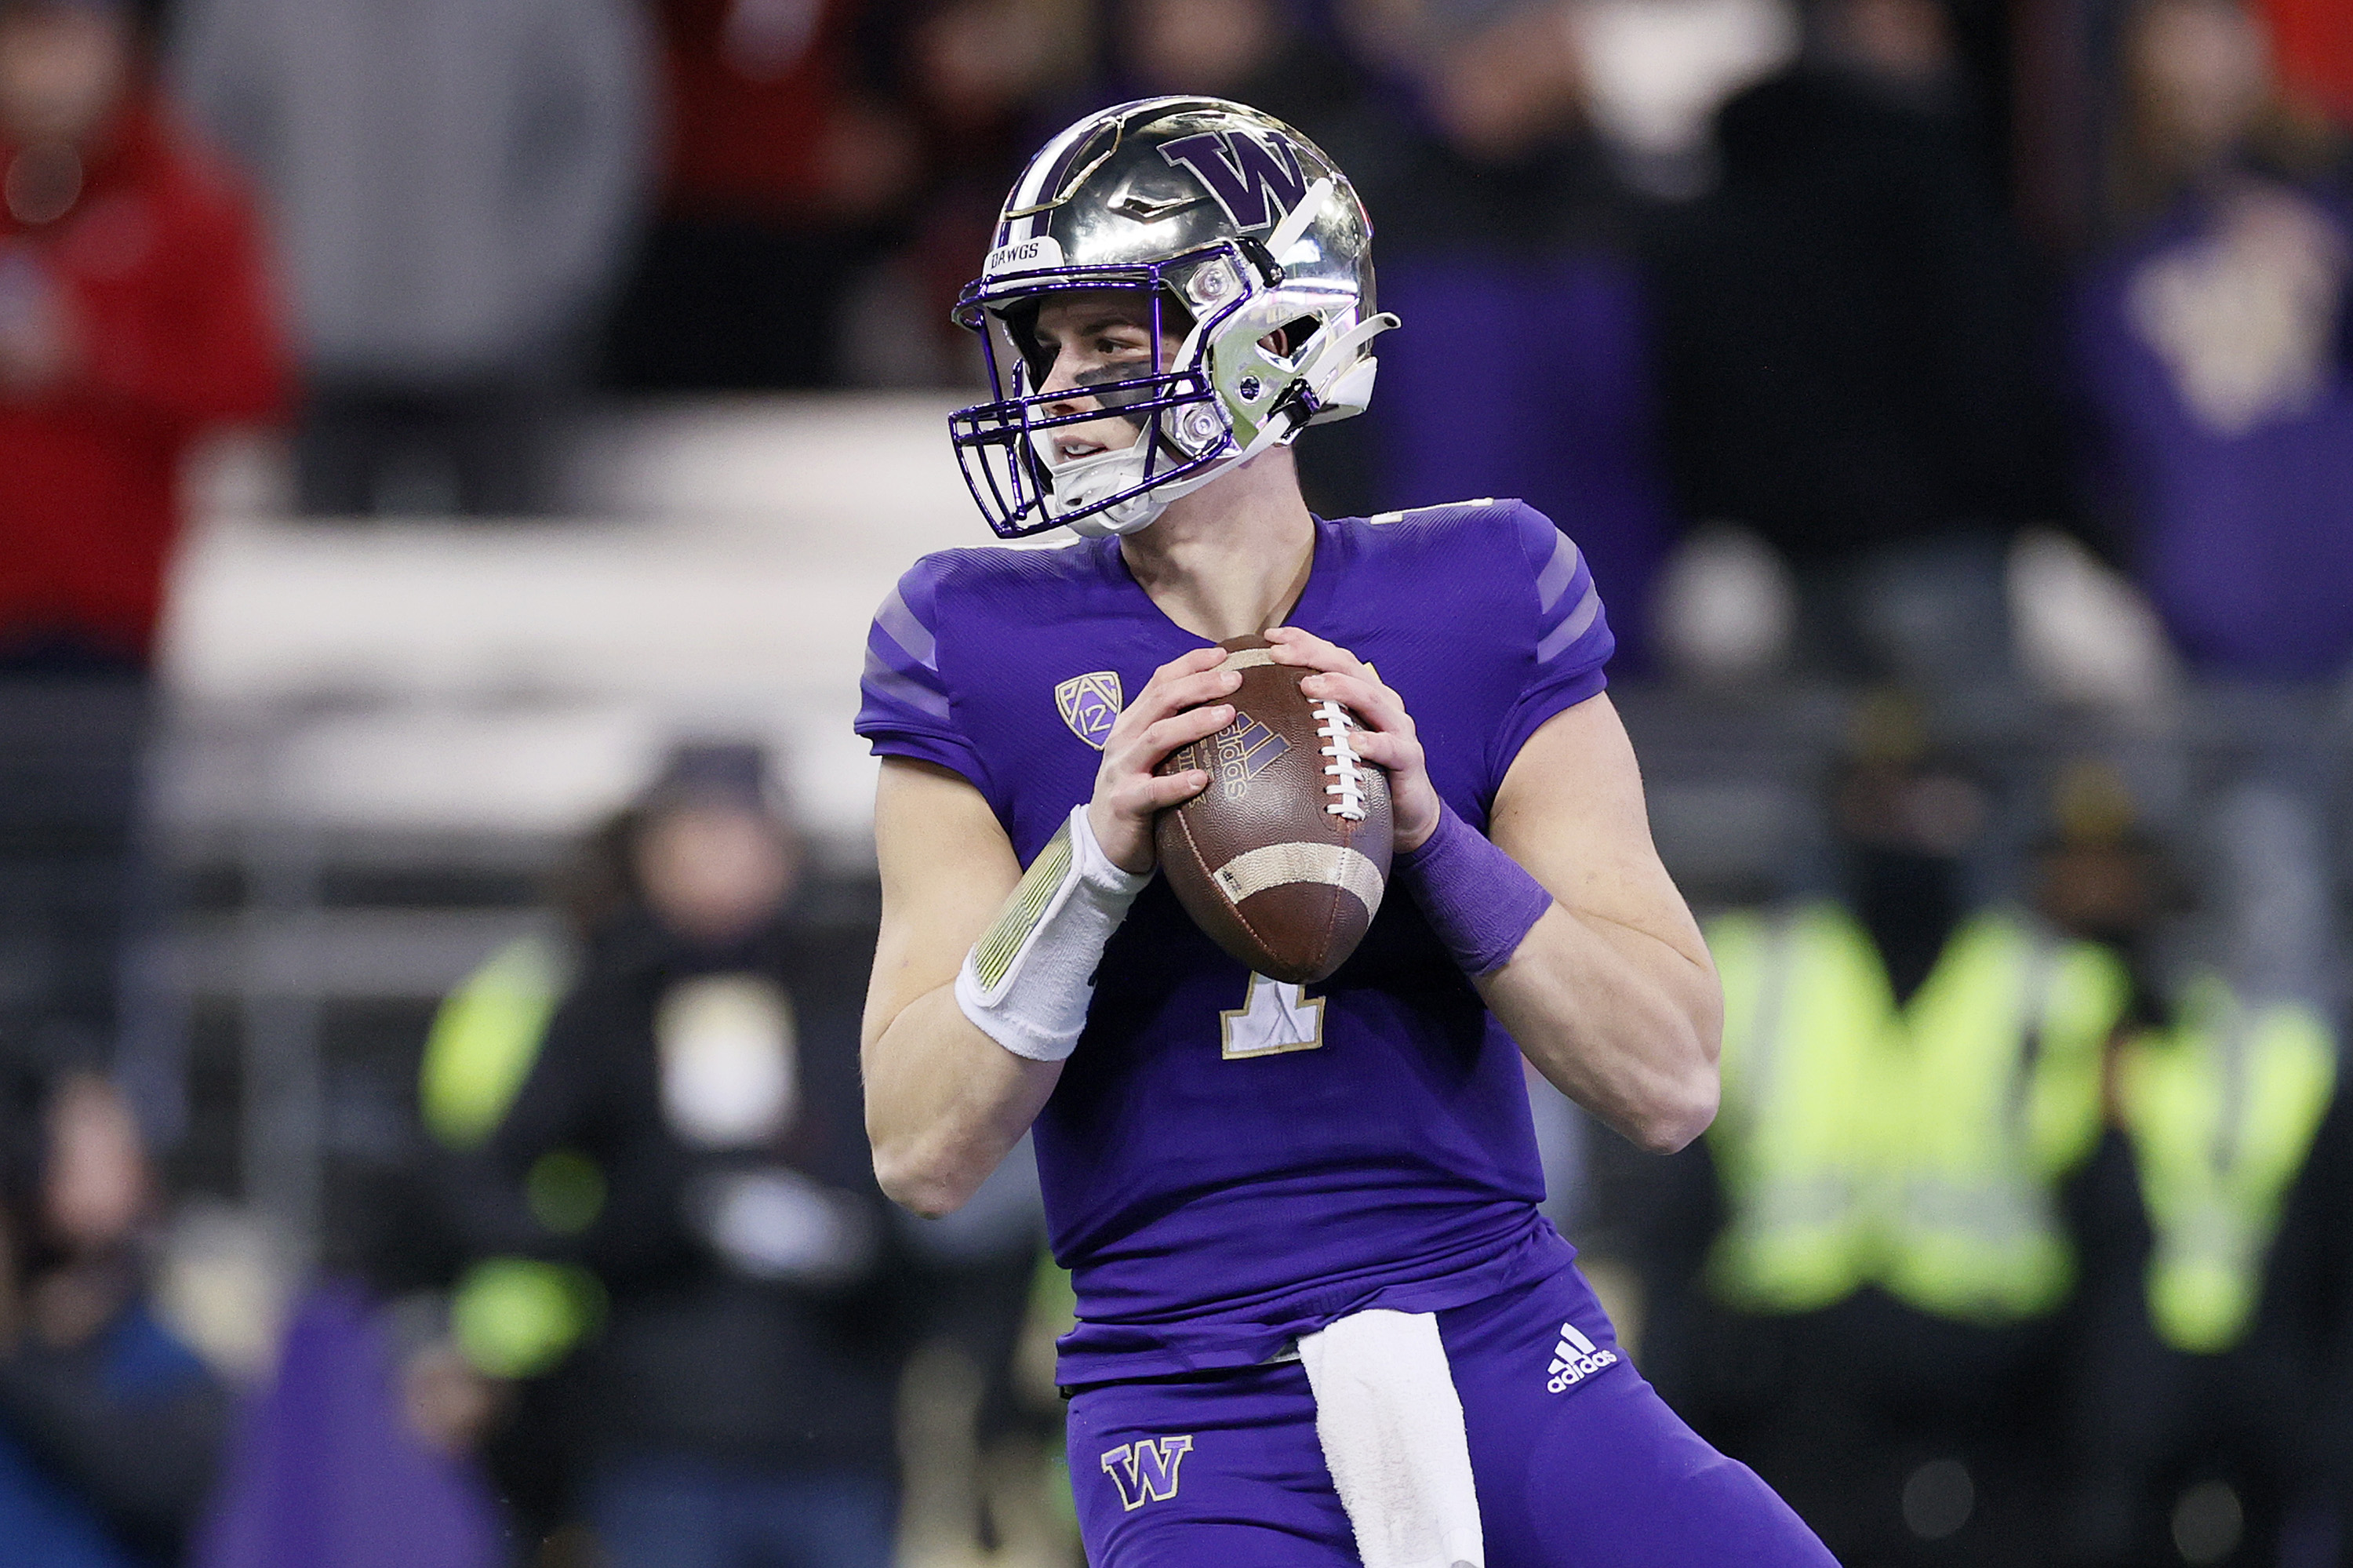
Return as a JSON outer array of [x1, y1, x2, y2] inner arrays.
[[1471, 697, 1722, 1151], [1478, 906, 1722, 1155], [864, 986, 1062, 1218]]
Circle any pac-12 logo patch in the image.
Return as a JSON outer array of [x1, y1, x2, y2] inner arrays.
[[1210, 711, 1289, 799], [1102, 1435, 1194, 1510], [1056, 671, 1124, 750]]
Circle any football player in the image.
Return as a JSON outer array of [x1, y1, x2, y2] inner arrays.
[[856, 97, 1835, 1566]]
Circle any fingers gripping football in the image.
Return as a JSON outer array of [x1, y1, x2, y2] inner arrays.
[[1088, 646, 1234, 874], [1264, 627, 1442, 853]]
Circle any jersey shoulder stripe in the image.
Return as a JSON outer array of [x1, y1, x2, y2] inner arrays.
[[1504, 502, 1609, 676], [1534, 526, 1580, 614], [874, 583, 937, 671], [1350, 497, 1609, 669], [860, 558, 953, 729], [856, 542, 1109, 792], [1537, 573, 1604, 666], [860, 543, 1094, 690], [862, 642, 950, 725]]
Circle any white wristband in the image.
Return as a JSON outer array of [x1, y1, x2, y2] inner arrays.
[[956, 804, 1151, 1061]]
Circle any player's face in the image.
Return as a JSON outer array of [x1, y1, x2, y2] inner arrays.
[[1025, 290, 1183, 467]]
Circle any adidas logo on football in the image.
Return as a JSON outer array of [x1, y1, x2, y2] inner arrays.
[[1546, 1320, 1618, 1394]]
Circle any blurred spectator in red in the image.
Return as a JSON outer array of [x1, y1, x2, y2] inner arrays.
[[0, 0, 283, 1075], [2257, 0, 2353, 126], [1647, 0, 2070, 691], [0, 1069, 230, 1566], [2071, 0, 2353, 682], [605, 0, 920, 390], [1345, 1, 1680, 666], [452, 744, 911, 1568], [171, 0, 648, 516]]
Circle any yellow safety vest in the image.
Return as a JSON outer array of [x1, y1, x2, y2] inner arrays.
[[420, 935, 606, 1380], [2118, 975, 2336, 1355], [1704, 903, 2126, 1324], [1705, 904, 1887, 1315], [420, 934, 566, 1151]]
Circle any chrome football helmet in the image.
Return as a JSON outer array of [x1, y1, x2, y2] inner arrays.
[[951, 97, 1397, 539]]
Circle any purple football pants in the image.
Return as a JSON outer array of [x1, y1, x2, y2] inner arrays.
[[1069, 1260, 1837, 1566]]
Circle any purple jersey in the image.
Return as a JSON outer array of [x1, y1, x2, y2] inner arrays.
[[857, 500, 1614, 1387]]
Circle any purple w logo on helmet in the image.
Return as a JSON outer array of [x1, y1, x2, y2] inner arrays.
[[1158, 130, 1310, 232]]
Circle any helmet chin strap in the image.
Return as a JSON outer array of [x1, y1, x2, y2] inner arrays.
[[1055, 404, 1301, 538], [1045, 438, 1170, 537], [1048, 317, 1398, 539]]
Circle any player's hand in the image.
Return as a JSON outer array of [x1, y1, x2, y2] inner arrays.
[[1087, 646, 1235, 875], [1264, 627, 1442, 853]]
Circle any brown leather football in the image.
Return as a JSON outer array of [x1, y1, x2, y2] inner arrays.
[[1154, 635, 1394, 984]]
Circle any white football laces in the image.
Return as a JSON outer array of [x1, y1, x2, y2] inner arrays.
[[1313, 699, 1369, 821]]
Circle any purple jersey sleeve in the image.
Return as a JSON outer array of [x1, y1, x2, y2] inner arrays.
[[855, 556, 992, 796], [1490, 503, 1614, 782]]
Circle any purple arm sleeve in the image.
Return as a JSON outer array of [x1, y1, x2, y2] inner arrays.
[[1398, 804, 1554, 977]]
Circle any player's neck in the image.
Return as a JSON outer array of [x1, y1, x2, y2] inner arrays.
[[1119, 451, 1315, 643]]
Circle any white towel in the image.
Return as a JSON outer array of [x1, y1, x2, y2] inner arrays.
[[1297, 1309, 1486, 1568]]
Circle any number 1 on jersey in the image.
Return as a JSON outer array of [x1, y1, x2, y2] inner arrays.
[[1221, 973, 1325, 1059]]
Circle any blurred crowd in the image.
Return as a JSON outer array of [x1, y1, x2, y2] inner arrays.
[[2, 0, 2353, 1563], [5, 0, 2349, 678]]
